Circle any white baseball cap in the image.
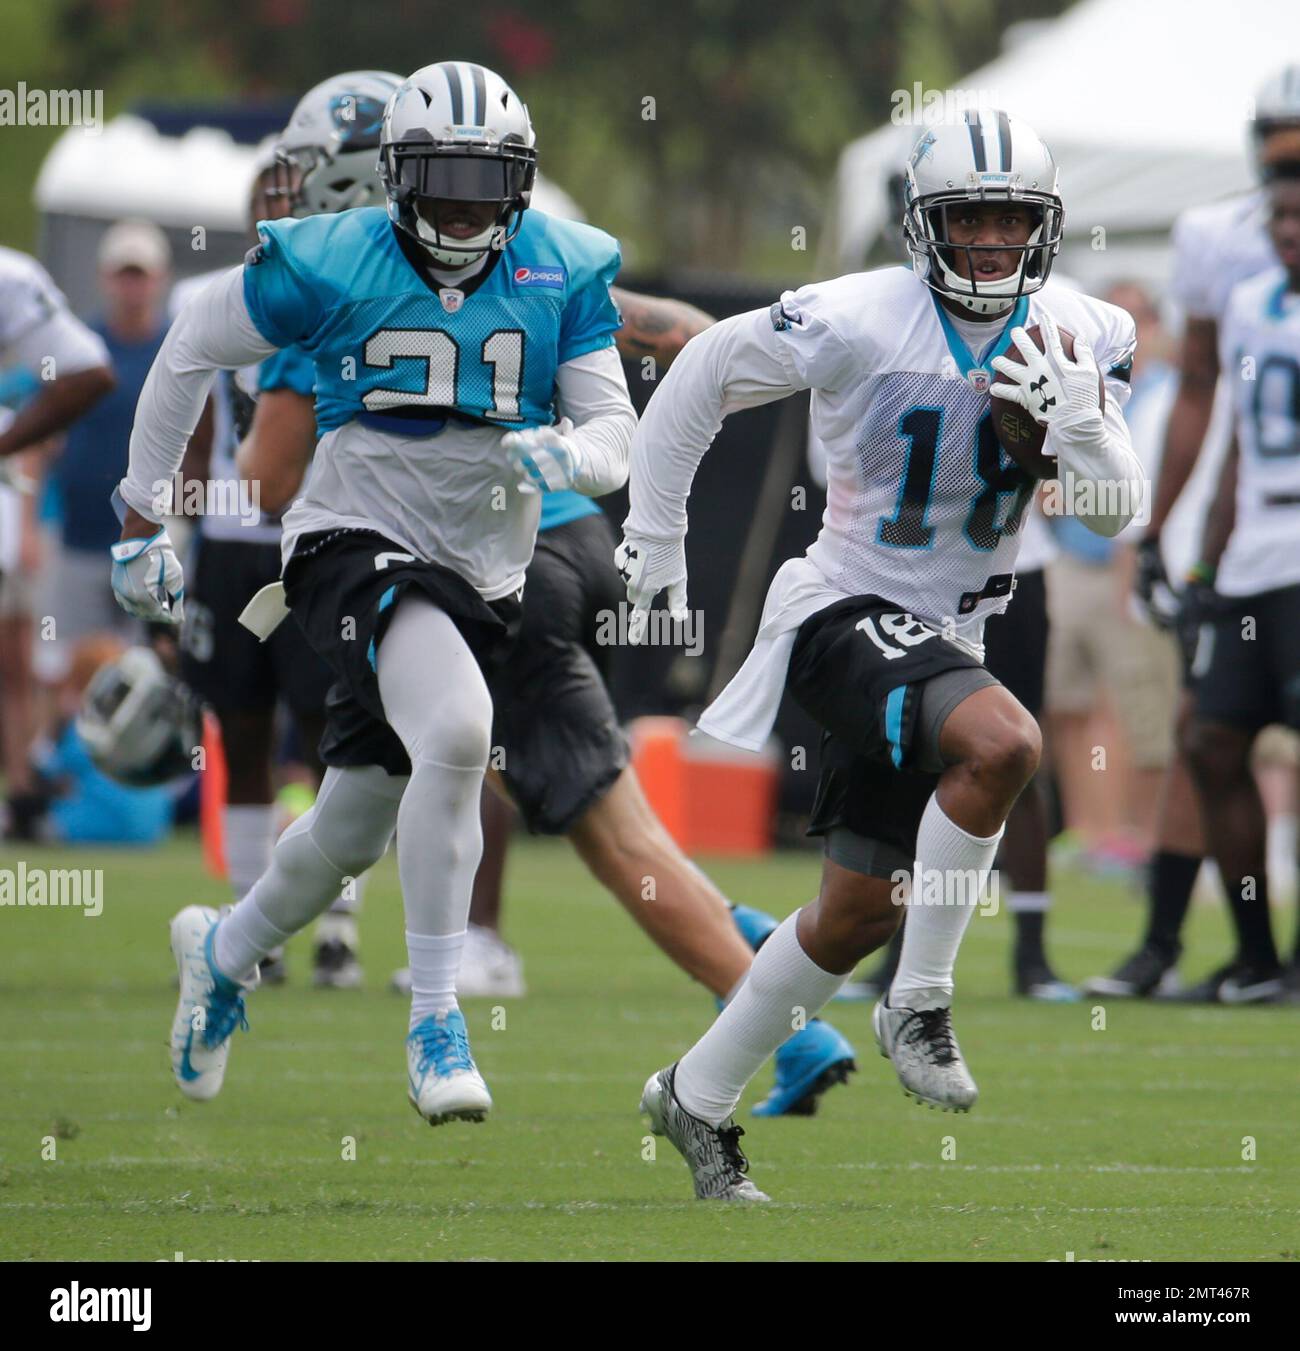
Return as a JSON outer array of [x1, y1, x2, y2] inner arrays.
[[97, 219, 171, 275]]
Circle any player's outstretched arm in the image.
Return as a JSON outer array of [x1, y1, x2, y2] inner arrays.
[[112, 267, 279, 625], [0, 296, 115, 460], [117, 267, 278, 533], [610, 287, 715, 369], [616, 302, 836, 635]]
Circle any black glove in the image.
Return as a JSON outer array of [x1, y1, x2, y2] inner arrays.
[[1175, 570, 1220, 671], [1134, 536, 1179, 629]]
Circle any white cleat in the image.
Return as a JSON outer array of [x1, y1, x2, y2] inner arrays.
[[872, 997, 977, 1112], [458, 924, 527, 998], [406, 1010, 492, 1125], [169, 905, 257, 1102], [640, 1065, 770, 1202]]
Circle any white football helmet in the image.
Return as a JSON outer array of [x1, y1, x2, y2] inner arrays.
[[902, 109, 1063, 315], [379, 60, 537, 268], [274, 70, 403, 218], [1252, 65, 1300, 172], [77, 647, 203, 787]]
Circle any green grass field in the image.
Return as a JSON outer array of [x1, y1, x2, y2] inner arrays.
[[2, 833, 1297, 1262]]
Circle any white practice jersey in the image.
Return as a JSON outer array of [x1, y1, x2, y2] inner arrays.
[[170, 270, 283, 545], [1217, 267, 1300, 597], [0, 245, 109, 375], [1169, 193, 1275, 326], [626, 265, 1141, 751]]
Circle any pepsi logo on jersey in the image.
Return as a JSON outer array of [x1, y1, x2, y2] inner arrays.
[[513, 265, 566, 288]]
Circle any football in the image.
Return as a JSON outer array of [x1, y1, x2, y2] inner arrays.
[[989, 324, 1105, 480]]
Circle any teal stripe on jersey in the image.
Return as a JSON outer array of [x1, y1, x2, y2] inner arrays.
[[539, 488, 601, 532]]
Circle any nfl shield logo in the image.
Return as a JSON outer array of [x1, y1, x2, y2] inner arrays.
[[967, 369, 990, 394], [439, 288, 464, 314]]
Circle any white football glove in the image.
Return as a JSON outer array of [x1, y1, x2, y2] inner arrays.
[[503, 420, 586, 494], [989, 314, 1102, 430], [110, 528, 185, 624], [614, 531, 688, 645]]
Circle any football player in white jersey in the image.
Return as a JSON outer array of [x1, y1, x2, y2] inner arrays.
[[1106, 66, 1300, 1003], [1180, 162, 1300, 1004], [0, 249, 115, 839], [618, 111, 1143, 1200], [0, 249, 115, 469]]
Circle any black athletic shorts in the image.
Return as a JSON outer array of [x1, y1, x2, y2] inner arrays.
[[282, 529, 521, 777], [490, 511, 629, 834], [1192, 582, 1300, 731], [787, 594, 991, 864], [180, 533, 332, 717], [981, 568, 1048, 718]]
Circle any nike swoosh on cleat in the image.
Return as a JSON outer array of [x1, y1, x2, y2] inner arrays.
[[178, 1028, 201, 1082]]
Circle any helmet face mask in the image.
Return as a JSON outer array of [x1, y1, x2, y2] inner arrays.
[[905, 188, 1063, 313], [379, 62, 537, 269], [901, 111, 1063, 315]]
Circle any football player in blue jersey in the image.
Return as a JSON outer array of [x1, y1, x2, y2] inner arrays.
[[111, 61, 638, 1126]]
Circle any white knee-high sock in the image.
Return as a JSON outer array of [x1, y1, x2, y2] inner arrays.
[[674, 912, 848, 1126], [376, 598, 493, 1031], [222, 804, 276, 901], [214, 765, 405, 982], [888, 793, 1003, 1011]]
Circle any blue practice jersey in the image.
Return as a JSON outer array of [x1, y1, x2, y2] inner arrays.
[[242, 207, 621, 436]]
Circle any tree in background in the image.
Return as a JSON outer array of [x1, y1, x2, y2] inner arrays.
[[2, 0, 1072, 275]]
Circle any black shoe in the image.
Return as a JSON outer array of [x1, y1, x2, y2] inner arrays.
[[1083, 943, 1181, 998], [1280, 965, 1300, 1005], [313, 938, 363, 989], [1163, 959, 1283, 1005], [5, 791, 50, 843]]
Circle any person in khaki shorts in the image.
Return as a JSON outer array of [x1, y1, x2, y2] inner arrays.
[[1046, 533, 1181, 856]]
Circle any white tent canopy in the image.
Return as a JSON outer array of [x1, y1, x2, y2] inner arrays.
[[35, 114, 586, 311], [35, 114, 585, 228], [828, 0, 1300, 289]]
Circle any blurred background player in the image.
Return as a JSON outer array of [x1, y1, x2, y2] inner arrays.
[[1100, 66, 1300, 1001], [622, 112, 1143, 1199], [1178, 154, 1300, 1001], [178, 72, 406, 988], [36, 222, 170, 686], [0, 243, 116, 839]]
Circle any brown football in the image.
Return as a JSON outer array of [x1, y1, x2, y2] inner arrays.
[[990, 324, 1105, 480]]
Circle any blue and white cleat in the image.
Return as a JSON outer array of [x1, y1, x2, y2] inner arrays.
[[169, 905, 256, 1102], [729, 903, 780, 952], [406, 1010, 492, 1126], [752, 1018, 856, 1117]]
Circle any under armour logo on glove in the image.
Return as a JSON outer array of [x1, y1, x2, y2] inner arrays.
[[616, 545, 638, 584], [1030, 376, 1056, 415]]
